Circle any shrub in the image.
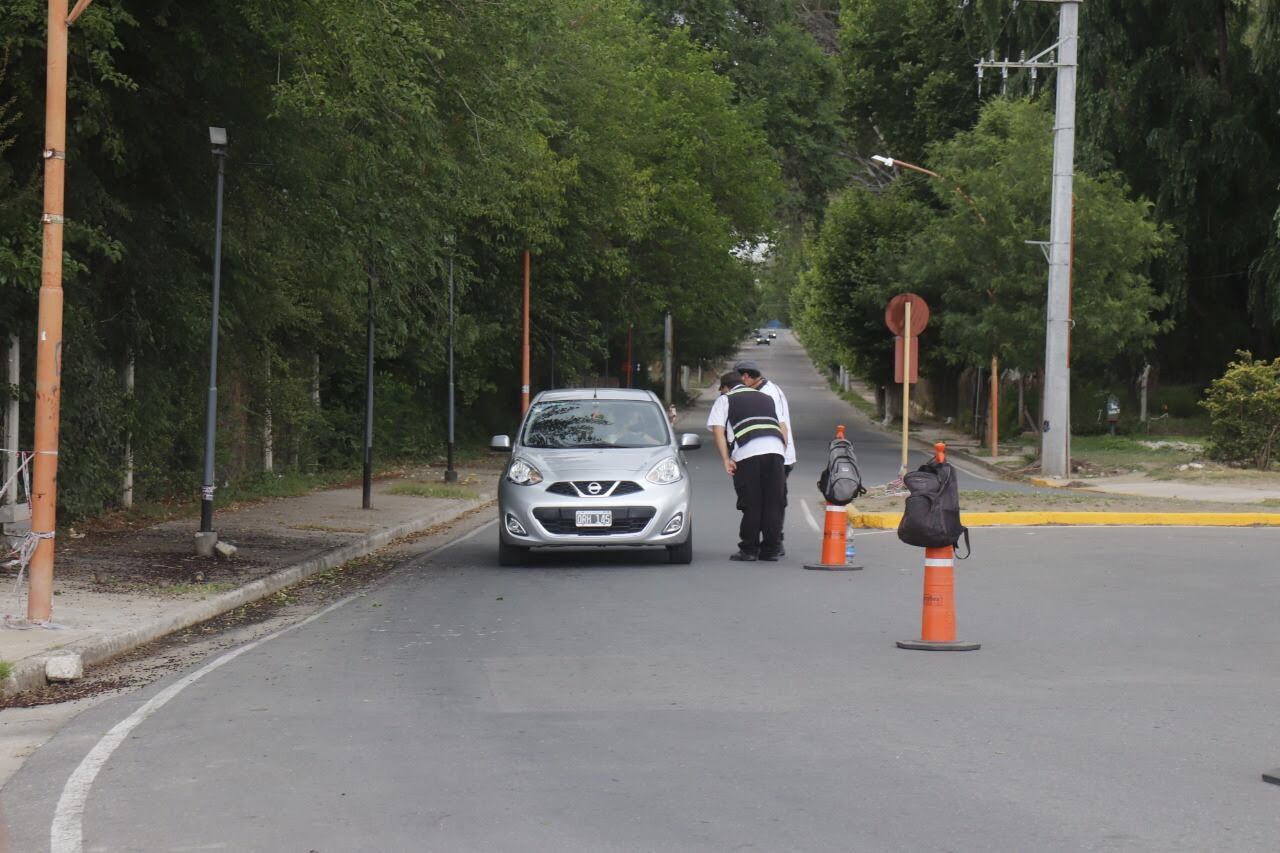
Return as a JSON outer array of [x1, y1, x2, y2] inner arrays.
[[1200, 352, 1280, 470]]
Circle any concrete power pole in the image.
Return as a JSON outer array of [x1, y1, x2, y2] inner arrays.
[[980, 0, 1080, 478], [1039, 0, 1079, 478]]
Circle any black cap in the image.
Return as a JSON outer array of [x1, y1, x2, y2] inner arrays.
[[719, 370, 743, 390], [734, 360, 761, 376]]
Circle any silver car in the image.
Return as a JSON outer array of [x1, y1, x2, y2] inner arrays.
[[491, 389, 700, 566]]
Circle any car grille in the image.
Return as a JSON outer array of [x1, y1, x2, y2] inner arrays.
[[532, 506, 656, 536], [545, 481, 644, 498]]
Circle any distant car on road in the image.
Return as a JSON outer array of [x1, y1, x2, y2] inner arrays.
[[755, 335, 770, 345], [768, 331, 777, 340], [491, 389, 700, 566]]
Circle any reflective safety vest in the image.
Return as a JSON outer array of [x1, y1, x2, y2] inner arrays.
[[725, 385, 783, 448]]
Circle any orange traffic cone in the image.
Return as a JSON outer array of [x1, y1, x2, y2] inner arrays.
[[804, 425, 862, 572], [897, 443, 979, 650]]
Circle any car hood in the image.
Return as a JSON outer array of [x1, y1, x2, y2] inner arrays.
[[514, 446, 675, 479]]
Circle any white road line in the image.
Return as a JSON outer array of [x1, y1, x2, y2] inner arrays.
[[800, 499, 821, 532], [50, 519, 496, 853]]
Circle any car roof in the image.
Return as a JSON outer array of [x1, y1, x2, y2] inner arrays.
[[531, 388, 662, 404]]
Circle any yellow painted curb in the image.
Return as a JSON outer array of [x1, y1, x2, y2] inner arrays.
[[1028, 477, 1065, 488], [848, 508, 1280, 528]]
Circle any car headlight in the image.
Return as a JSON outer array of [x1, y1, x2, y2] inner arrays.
[[645, 456, 682, 485], [506, 458, 543, 486]]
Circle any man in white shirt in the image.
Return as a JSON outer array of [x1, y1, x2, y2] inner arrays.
[[707, 371, 786, 561], [736, 360, 795, 554]]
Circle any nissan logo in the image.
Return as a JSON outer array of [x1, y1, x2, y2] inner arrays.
[[587, 482, 602, 495]]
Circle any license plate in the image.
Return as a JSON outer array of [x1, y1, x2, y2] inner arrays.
[[575, 510, 613, 528]]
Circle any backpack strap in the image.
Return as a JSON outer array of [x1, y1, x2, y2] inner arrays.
[[955, 527, 971, 560]]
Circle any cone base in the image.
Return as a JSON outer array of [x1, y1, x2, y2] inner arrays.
[[804, 563, 863, 571], [1264, 769, 1280, 786], [896, 639, 981, 651]]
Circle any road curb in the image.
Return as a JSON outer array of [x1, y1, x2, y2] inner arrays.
[[2, 497, 494, 699], [849, 508, 1280, 530]]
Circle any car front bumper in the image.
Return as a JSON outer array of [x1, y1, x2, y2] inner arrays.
[[498, 479, 691, 548]]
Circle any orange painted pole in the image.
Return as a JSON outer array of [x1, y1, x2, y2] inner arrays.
[[990, 354, 999, 459], [805, 425, 862, 572], [27, 0, 75, 624], [521, 250, 531, 415], [897, 442, 980, 651]]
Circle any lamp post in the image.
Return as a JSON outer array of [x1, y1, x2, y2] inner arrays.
[[445, 254, 458, 483], [870, 155, 986, 224], [196, 126, 228, 556], [873, 154, 1000, 459]]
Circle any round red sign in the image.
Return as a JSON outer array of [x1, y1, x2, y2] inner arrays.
[[884, 293, 930, 336]]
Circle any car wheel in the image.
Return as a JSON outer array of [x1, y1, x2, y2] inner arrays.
[[498, 539, 529, 567], [666, 528, 693, 564]]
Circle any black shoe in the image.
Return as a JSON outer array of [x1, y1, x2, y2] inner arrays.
[[778, 546, 786, 557], [729, 551, 758, 562], [759, 554, 780, 562]]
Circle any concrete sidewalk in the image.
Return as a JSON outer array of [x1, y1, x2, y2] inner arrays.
[[1, 473, 494, 699]]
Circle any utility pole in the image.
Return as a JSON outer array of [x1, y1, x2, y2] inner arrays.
[[663, 312, 673, 406], [122, 354, 134, 508], [521, 250, 531, 416], [4, 337, 18, 510], [1139, 362, 1150, 423], [28, 0, 96, 622], [262, 350, 273, 474], [978, 0, 1080, 478], [625, 324, 633, 389], [362, 269, 375, 510], [445, 256, 458, 483]]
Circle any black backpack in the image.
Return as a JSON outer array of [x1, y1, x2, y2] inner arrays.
[[816, 438, 866, 506], [897, 460, 971, 557]]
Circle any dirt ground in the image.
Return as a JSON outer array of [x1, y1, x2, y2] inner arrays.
[[2, 463, 502, 600], [2, 505, 493, 710]]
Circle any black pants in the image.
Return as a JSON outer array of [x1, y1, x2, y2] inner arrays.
[[733, 453, 786, 557], [781, 463, 793, 541]]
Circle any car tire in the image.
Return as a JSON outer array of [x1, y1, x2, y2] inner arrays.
[[498, 539, 529, 567], [667, 528, 693, 564]]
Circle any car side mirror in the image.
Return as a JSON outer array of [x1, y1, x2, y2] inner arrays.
[[489, 435, 512, 452], [679, 433, 701, 450]]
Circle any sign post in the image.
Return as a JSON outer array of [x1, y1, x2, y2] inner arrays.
[[885, 294, 930, 475], [901, 302, 912, 473]]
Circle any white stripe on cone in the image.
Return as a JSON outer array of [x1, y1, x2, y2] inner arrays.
[[924, 558, 953, 567]]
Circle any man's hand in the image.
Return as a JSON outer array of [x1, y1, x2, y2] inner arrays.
[[711, 425, 736, 476]]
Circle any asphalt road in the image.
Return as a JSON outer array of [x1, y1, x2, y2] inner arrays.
[[4, 332, 1280, 852]]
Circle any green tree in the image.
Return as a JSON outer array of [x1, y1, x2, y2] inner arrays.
[[792, 183, 935, 386], [838, 0, 1050, 162], [1201, 351, 1280, 469], [0, 0, 786, 518], [908, 99, 1169, 376], [1077, 0, 1280, 373]]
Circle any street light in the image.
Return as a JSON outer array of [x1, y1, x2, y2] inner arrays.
[[196, 126, 227, 556], [872, 153, 1002, 458], [870, 154, 987, 224]]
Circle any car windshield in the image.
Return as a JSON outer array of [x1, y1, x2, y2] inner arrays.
[[521, 399, 670, 449]]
